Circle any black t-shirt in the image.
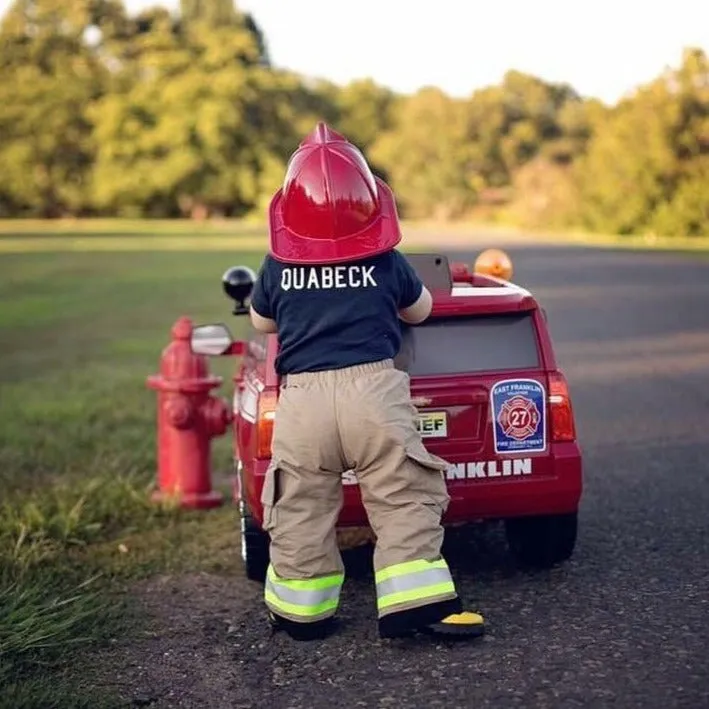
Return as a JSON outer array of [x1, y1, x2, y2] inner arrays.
[[250, 249, 424, 375]]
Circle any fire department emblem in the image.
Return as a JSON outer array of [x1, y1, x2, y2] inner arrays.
[[490, 379, 547, 454], [496, 395, 540, 441]]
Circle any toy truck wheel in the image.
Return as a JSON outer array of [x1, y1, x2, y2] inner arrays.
[[504, 512, 577, 569], [239, 499, 270, 583]]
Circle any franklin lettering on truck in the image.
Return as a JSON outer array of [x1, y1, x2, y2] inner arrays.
[[446, 458, 533, 479], [189, 250, 583, 583], [341, 458, 533, 484]]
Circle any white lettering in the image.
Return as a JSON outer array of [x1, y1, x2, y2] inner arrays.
[[513, 458, 532, 476], [279, 265, 378, 291], [362, 265, 377, 287], [321, 267, 333, 289], [467, 462, 487, 479], [335, 266, 347, 288], [307, 269, 320, 289], [443, 459, 533, 480], [345, 459, 533, 484], [447, 463, 466, 480]]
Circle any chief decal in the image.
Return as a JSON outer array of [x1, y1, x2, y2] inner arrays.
[[491, 379, 546, 454]]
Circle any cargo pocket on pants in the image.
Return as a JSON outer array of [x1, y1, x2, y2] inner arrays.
[[404, 439, 448, 472], [403, 441, 450, 514], [260, 459, 281, 533]]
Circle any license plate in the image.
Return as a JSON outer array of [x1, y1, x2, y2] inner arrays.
[[416, 411, 448, 438]]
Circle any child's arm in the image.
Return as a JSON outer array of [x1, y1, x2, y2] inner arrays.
[[395, 251, 433, 324], [250, 306, 278, 333], [249, 257, 278, 333], [399, 287, 432, 324]]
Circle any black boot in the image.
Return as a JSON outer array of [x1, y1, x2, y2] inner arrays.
[[379, 598, 485, 639], [268, 612, 339, 641]]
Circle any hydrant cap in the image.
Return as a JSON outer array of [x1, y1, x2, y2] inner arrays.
[[171, 317, 193, 341], [161, 317, 209, 380]]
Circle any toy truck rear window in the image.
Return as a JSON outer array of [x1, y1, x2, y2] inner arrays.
[[395, 312, 540, 376]]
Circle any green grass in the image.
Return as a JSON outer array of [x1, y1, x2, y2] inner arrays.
[[0, 241, 264, 706]]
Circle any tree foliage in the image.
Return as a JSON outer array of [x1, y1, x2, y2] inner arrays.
[[572, 48, 709, 235], [0, 1, 707, 235], [370, 87, 476, 219]]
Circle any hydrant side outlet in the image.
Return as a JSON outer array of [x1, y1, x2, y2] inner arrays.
[[202, 396, 233, 438]]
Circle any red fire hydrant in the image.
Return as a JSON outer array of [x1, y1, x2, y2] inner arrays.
[[146, 317, 232, 509]]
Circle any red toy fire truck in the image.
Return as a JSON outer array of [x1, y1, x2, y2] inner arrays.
[[189, 252, 583, 582]]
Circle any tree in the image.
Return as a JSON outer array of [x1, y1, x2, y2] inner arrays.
[[180, 0, 237, 27], [652, 156, 709, 236], [179, 0, 269, 65], [88, 9, 303, 218], [573, 47, 709, 235], [0, 0, 706, 233], [464, 71, 583, 191], [0, 0, 123, 216], [506, 157, 580, 230], [370, 87, 476, 220], [541, 96, 607, 164], [334, 79, 396, 150], [649, 48, 709, 235]]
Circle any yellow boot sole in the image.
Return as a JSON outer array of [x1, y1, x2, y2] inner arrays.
[[420, 612, 486, 638]]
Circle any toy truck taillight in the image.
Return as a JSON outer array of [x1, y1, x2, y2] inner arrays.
[[256, 389, 278, 459], [548, 371, 577, 442]]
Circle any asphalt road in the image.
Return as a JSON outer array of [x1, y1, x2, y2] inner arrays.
[[110, 245, 709, 709]]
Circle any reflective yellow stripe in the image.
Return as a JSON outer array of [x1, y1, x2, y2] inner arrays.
[[265, 565, 343, 619], [375, 558, 456, 612], [377, 581, 457, 611], [265, 589, 339, 618], [267, 565, 343, 591], [377, 568, 454, 598], [375, 558, 448, 584]]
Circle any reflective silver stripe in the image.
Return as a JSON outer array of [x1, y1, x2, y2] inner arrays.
[[376, 566, 453, 599], [265, 577, 341, 607]]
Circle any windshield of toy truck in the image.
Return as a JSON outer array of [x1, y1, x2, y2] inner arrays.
[[394, 312, 540, 376]]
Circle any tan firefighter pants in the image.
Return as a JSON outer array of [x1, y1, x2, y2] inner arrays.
[[260, 359, 460, 625]]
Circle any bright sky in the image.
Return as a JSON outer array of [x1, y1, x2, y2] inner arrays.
[[2, 0, 708, 104]]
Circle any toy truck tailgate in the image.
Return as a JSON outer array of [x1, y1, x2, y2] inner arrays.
[[395, 310, 552, 472]]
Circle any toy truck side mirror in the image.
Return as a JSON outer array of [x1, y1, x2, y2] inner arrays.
[[222, 266, 256, 316], [190, 323, 235, 356]]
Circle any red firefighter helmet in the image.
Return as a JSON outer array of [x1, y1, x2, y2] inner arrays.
[[268, 122, 401, 264]]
